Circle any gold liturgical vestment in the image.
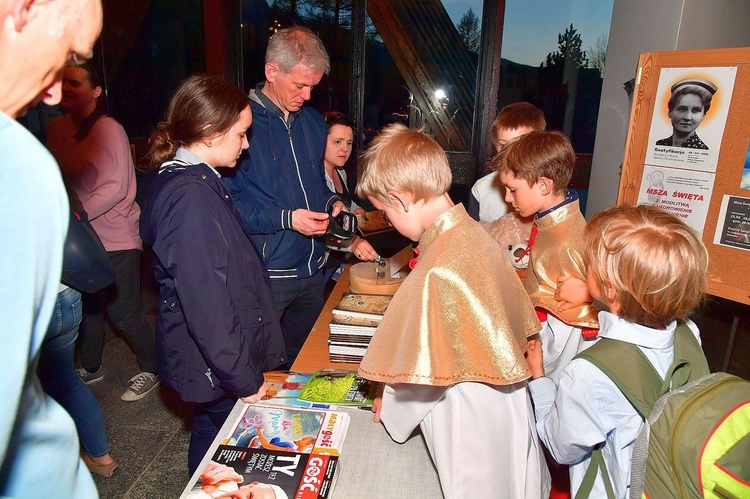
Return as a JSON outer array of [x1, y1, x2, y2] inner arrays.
[[524, 199, 599, 329], [358, 204, 542, 386]]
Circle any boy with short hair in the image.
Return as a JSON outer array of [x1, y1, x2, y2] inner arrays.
[[493, 130, 599, 382], [468, 102, 546, 222], [357, 123, 550, 499], [526, 204, 709, 497]]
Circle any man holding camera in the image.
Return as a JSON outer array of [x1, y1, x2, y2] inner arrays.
[[223, 26, 346, 367]]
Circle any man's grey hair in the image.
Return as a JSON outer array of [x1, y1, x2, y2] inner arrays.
[[266, 26, 330, 75]]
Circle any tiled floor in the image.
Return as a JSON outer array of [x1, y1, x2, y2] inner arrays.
[[87, 257, 750, 498], [86, 335, 192, 498]]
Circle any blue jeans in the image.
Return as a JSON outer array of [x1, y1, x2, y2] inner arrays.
[[188, 396, 236, 475], [38, 287, 111, 458]]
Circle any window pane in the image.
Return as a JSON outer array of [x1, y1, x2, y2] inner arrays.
[[500, 0, 613, 153], [498, 0, 614, 209], [365, 0, 483, 150]]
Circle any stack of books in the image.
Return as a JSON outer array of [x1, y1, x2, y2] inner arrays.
[[183, 403, 350, 498], [329, 293, 392, 363]]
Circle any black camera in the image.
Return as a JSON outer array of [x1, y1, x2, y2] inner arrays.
[[326, 211, 359, 240]]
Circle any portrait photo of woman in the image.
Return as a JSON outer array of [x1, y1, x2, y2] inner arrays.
[[655, 78, 717, 149]]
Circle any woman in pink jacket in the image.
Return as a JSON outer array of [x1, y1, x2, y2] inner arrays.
[[46, 63, 159, 402]]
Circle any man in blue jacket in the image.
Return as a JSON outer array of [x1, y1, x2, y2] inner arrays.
[[224, 26, 345, 367]]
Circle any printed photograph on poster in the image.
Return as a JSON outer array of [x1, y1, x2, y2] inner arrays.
[[637, 165, 715, 235], [713, 195, 750, 251], [742, 143, 750, 189], [645, 66, 737, 173]]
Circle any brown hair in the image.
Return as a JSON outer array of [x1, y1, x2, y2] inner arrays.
[[71, 63, 106, 141], [491, 130, 574, 194], [489, 102, 546, 148], [356, 123, 452, 206], [322, 111, 353, 132], [584, 204, 708, 328], [145, 74, 249, 170]]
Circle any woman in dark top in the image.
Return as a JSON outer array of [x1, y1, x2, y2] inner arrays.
[[321, 111, 378, 282], [140, 74, 286, 474]]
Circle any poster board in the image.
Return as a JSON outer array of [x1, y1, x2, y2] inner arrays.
[[618, 47, 750, 305]]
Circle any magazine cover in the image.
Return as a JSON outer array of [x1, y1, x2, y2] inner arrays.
[[335, 293, 392, 315], [183, 445, 338, 499], [298, 369, 379, 407], [223, 404, 349, 456]]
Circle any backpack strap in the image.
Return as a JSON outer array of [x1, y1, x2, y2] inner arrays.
[[574, 322, 706, 417], [575, 445, 616, 499], [573, 321, 709, 498], [575, 338, 660, 418]]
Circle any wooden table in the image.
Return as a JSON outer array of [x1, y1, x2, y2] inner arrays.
[[181, 265, 443, 498], [292, 265, 360, 373]]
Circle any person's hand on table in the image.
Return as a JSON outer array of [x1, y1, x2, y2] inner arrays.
[[371, 384, 385, 423], [240, 381, 269, 404], [292, 209, 329, 236], [350, 237, 378, 262]]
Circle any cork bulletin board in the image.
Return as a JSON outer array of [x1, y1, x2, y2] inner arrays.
[[618, 47, 750, 305]]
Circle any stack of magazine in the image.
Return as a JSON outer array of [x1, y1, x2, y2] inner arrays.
[[329, 293, 391, 363], [183, 402, 350, 499]]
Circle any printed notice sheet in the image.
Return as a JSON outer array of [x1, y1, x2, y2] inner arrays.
[[637, 165, 715, 235], [713, 195, 750, 252]]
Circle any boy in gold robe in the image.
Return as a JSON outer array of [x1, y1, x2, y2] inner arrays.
[[493, 130, 599, 382], [356, 123, 550, 499]]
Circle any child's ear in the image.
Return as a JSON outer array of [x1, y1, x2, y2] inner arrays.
[[538, 177, 554, 196], [605, 285, 621, 312], [388, 190, 413, 213]]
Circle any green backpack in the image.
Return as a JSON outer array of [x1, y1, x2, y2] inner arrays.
[[574, 323, 750, 499]]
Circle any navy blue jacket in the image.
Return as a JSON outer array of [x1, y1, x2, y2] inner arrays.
[[222, 87, 341, 279], [140, 159, 286, 404]]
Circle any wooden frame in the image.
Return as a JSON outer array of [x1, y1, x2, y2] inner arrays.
[[618, 47, 750, 305]]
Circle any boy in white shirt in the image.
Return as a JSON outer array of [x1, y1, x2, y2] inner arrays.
[[356, 123, 550, 499], [526, 204, 708, 498]]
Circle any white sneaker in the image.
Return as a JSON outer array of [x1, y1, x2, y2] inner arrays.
[[120, 372, 161, 401]]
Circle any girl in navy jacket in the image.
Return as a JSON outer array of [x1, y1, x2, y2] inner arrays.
[[140, 74, 286, 474]]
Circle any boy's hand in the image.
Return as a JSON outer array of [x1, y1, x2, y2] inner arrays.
[[371, 385, 384, 423], [525, 339, 545, 379], [555, 275, 593, 311]]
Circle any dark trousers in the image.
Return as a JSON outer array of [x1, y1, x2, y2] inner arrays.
[[270, 271, 325, 368], [79, 249, 157, 374], [188, 396, 236, 475]]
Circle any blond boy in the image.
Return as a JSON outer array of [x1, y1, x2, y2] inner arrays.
[[357, 124, 549, 498], [526, 205, 708, 497], [493, 130, 599, 382], [468, 102, 546, 222]]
